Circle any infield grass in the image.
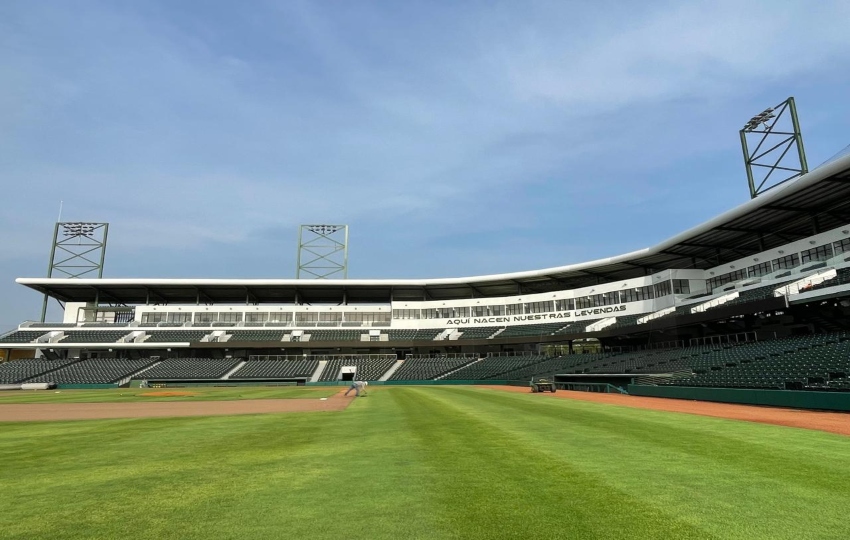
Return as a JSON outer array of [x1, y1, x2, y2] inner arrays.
[[1, 386, 848, 539], [0, 386, 338, 403]]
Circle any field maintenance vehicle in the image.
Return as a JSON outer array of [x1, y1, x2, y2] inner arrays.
[[530, 378, 557, 393]]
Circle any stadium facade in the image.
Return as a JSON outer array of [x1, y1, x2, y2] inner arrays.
[[2, 153, 850, 396]]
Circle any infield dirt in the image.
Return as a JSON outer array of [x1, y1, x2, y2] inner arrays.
[[0, 390, 354, 422]]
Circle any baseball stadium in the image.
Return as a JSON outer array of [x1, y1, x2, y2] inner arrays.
[[3, 96, 850, 536]]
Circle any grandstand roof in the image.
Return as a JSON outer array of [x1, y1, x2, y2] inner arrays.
[[17, 154, 850, 304]]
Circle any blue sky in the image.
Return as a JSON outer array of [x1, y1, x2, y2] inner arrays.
[[2, 0, 850, 328]]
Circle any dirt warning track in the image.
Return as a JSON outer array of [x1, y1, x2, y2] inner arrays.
[[0, 391, 354, 422], [483, 385, 850, 437]]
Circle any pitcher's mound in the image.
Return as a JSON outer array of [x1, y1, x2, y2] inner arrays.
[[138, 391, 198, 397]]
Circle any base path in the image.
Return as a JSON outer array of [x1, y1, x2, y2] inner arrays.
[[0, 391, 354, 422], [483, 386, 850, 437]]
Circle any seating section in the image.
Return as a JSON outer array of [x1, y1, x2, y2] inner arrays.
[[497, 355, 598, 381], [442, 355, 547, 380], [803, 266, 850, 293], [552, 321, 599, 335], [388, 357, 476, 380], [0, 358, 78, 383], [604, 315, 642, 330], [137, 358, 242, 379], [456, 327, 500, 340], [721, 283, 784, 307], [4, 332, 846, 389], [319, 357, 397, 381], [231, 359, 319, 379], [702, 276, 800, 312], [497, 323, 568, 338], [0, 331, 47, 343], [226, 330, 286, 342], [143, 331, 210, 343], [61, 331, 131, 343], [533, 333, 850, 392], [29, 358, 156, 384], [306, 330, 364, 342], [387, 329, 444, 341], [657, 334, 850, 390]]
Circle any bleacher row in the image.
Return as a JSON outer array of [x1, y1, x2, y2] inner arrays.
[[0, 355, 540, 384], [0, 320, 598, 345], [2, 333, 850, 390]]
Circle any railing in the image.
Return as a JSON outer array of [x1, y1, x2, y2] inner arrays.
[[633, 371, 692, 385], [637, 307, 675, 324], [688, 331, 757, 347], [774, 269, 838, 296], [586, 317, 616, 332], [690, 291, 739, 313], [555, 382, 628, 394], [405, 353, 479, 360], [248, 354, 397, 362]]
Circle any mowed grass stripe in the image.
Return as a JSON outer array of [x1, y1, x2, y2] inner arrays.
[[391, 387, 710, 539], [1, 386, 848, 539], [0, 395, 439, 540], [414, 387, 850, 538]]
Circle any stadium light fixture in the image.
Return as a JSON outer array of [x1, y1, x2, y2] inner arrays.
[[296, 224, 349, 279], [739, 97, 808, 199], [42, 222, 110, 322]]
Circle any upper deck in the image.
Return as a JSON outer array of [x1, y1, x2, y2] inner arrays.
[[16, 154, 850, 304]]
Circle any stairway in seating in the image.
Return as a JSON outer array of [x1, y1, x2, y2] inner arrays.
[[310, 360, 328, 382], [437, 358, 483, 380], [222, 360, 247, 379], [807, 315, 845, 333], [380, 360, 404, 381]]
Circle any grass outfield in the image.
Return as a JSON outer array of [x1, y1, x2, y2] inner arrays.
[[0, 386, 338, 403], [1, 387, 848, 539]]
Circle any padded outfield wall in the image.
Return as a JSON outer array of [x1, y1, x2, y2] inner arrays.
[[628, 384, 850, 412]]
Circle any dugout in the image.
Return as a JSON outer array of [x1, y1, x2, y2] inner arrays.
[[554, 373, 635, 392]]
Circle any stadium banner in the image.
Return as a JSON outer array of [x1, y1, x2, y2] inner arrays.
[[442, 305, 628, 326]]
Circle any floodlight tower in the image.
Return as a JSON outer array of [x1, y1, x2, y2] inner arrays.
[[740, 97, 808, 199], [40, 222, 109, 322], [295, 224, 349, 279]]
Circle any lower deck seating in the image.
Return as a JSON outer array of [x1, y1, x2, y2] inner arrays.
[[658, 334, 850, 390], [28, 358, 157, 384], [497, 355, 595, 381], [319, 357, 397, 381], [442, 355, 546, 380], [388, 357, 476, 380], [0, 358, 79, 383], [230, 359, 319, 379], [545, 333, 850, 391], [138, 358, 242, 379]]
